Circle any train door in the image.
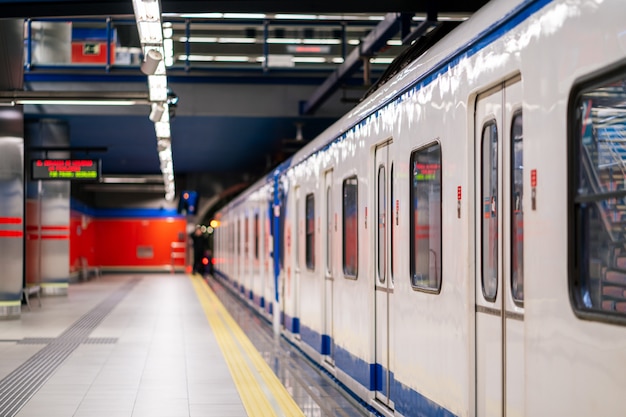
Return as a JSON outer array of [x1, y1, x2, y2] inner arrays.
[[283, 186, 301, 332], [474, 76, 525, 417], [374, 141, 394, 408], [323, 169, 334, 363]]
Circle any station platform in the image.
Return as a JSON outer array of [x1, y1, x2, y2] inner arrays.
[[0, 273, 367, 417]]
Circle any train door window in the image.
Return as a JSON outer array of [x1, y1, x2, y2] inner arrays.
[[511, 112, 524, 304], [254, 213, 259, 260], [343, 176, 358, 278], [237, 219, 241, 256], [409, 142, 442, 292], [571, 70, 626, 322], [245, 217, 249, 259], [326, 184, 332, 274], [306, 193, 315, 270], [378, 165, 387, 283], [481, 122, 499, 301], [295, 189, 300, 268], [390, 163, 395, 282]]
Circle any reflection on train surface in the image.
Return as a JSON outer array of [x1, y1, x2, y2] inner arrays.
[[213, 0, 626, 416]]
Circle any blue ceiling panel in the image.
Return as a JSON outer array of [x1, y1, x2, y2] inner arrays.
[[26, 114, 337, 176]]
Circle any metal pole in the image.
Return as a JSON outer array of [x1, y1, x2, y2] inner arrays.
[[106, 17, 111, 72], [26, 19, 32, 71]]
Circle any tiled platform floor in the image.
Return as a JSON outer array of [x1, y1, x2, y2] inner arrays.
[[0, 274, 368, 417]]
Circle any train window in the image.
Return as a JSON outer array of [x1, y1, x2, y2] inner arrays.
[[572, 70, 626, 321], [306, 193, 315, 270], [254, 213, 259, 260], [343, 176, 358, 278], [409, 143, 442, 292], [511, 112, 524, 305], [243, 216, 250, 260], [481, 122, 499, 302], [378, 165, 387, 283]]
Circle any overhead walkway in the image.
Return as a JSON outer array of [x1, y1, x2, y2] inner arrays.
[[0, 273, 366, 417]]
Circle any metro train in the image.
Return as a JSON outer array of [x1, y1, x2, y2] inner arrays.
[[212, 0, 626, 415]]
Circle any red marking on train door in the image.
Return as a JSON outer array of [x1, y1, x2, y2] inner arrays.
[[457, 186, 462, 219], [395, 200, 399, 226], [531, 169, 537, 187]]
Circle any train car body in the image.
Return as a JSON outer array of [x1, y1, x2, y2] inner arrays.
[[213, 0, 626, 415]]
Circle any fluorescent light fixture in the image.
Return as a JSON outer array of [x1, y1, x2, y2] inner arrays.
[[155, 120, 171, 138], [178, 54, 214, 62], [148, 75, 168, 101], [223, 13, 266, 19], [16, 99, 139, 106], [332, 57, 345, 64], [102, 177, 152, 184], [214, 56, 250, 62], [348, 39, 360, 45], [179, 36, 217, 43], [164, 39, 173, 57], [302, 38, 341, 45], [317, 14, 370, 21], [292, 57, 327, 63], [387, 39, 403, 46], [371, 57, 394, 64], [267, 38, 301, 44], [218, 37, 256, 44], [137, 21, 163, 43], [177, 12, 223, 19], [274, 14, 318, 20], [159, 147, 172, 162], [178, 55, 250, 62], [134, 0, 175, 202], [132, 0, 161, 22]]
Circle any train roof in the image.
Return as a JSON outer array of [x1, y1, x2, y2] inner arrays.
[[218, 0, 533, 212], [288, 0, 532, 165]]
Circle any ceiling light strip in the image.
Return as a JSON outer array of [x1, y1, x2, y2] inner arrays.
[[132, 0, 175, 201]]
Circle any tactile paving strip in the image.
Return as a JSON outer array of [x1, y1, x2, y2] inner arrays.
[[0, 278, 140, 417]]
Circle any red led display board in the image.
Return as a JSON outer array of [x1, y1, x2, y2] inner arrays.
[[31, 159, 101, 181]]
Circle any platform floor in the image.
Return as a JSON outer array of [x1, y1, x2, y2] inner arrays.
[[0, 274, 367, 417]]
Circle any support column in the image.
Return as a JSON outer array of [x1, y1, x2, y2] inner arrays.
[[0, 19, 24, 318], [25, 120, 71, 296]]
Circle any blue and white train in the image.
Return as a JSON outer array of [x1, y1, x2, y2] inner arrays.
[[213, 0, 626, 415]]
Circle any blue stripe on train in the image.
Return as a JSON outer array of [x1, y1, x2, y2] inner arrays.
[[214, 270, 456, 416]]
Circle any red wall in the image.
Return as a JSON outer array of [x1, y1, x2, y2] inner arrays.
[[70, 210, 187, 270], [70, 210, 96, 273], [95, 218, 186, 267]]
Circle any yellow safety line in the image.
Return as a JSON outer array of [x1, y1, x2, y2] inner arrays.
[[190, 275, 305, 417]]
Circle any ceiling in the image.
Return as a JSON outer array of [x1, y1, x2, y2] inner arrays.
[[0, 0, 490, 209]]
